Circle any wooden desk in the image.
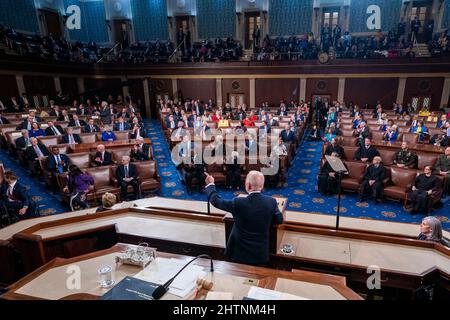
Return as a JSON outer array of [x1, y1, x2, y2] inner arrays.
[[68, 138, 152, 153], [1, 244, 361, 300], [371, 140, 445, 155]]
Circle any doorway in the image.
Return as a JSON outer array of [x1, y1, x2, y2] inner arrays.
[[229, 93, 246, 108], [244, 12, 261, 50], [410, 0, 433, 42], [112, 19, 131, 47], [39, 9, 62, 37]]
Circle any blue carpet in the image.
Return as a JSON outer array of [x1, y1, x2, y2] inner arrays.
[[146, 120, 450, 231], [0, 149, 67, 216]]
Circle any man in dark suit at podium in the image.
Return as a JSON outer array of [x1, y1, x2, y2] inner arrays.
[[205, 170, 283, 266]]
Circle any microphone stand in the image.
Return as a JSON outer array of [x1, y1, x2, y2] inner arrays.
[[335, 170, 345, 230], [152, 254, 214, 300]]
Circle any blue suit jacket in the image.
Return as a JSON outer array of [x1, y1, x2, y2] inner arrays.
[[205, 185, 283, 265]]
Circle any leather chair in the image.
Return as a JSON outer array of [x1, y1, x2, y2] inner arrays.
[[378, 149, 396, 167], [383, 167, 417, 203], [114, 131, 129, 141], [341, 124, 354, 130], [111, 149, 132, 164], [80, 133, 96, 144], [340, 136, 358, 147], [135, 160, 160, 193], [417, 153, 438, 170], [402, 133, 419, 144], [370, 131, 385, 141], [340, 129, 355, 137], [368, 124, 381, 132], [404, 175, 444, 213], [339, 118, 353, 124], [38, 136, 62, 149], [84, 166, 121, 203], [67, 152, 91, 169], [342, 146, 358, 161], [397, 126, 411, 134], [340, 161, 367, 193]]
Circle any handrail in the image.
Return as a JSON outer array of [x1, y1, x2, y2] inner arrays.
[[96, 42, 122, 64], [168, 39, 186, 62]]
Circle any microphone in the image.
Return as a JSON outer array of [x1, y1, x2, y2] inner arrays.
[[151, 254, 214, 300]]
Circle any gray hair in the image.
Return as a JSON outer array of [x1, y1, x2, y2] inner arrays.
[[423, 216, 443, 242]]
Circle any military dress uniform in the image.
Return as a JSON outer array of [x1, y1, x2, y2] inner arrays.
[[393, 149, 418, 168]]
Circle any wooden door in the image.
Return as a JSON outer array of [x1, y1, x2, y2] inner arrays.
[[229, 94, 245, 108], [245, 12, 260, 50]]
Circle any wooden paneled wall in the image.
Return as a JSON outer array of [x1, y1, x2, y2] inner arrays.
[[344, 78, 399, 107], [403, 77, 445, 108], [255, 79, 300, 106], [0, 75, 19, 99], [177, 79, 216, 102], [23, 76, 56, 96]]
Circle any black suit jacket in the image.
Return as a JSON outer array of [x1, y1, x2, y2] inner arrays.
[[113, 122, 131, 131], [280, 130, 295, 143], [83, 124, 100, 133], [363, 164, 385, 182], [116, 164, 139, 183], [0, 182, 31, 208], [16, 120, 33, 130], [69, 119, 87, 127], [62, 134, 81, 144], [46, 154, 71, 173], [15, 136, 31, 149], [45, 125, 64, 136], [57, 114, 73, 122], [25, 143, 50, 160], [93, 151, 113, 166], [49, 110, 60, 117], [0, 116, 10, 124], [354, 146, 380, 161], [205, 185, 283, 265]]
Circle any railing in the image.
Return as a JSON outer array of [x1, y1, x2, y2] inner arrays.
[[168, 39, 186, 63], [96, 42, 122, 64]]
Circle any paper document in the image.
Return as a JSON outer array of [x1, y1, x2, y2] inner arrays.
[[134, 258, 206, 298], [247, 286, 310, 300]]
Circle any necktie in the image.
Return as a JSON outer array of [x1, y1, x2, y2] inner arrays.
[[90, 125, 94, 132], [125, 166, 129, 178], [53, 127, 60, 135], [101, 153, 104, 162], [7, 185, 13, 201], [120, 123, 124, 131], [76, 120, 80, 127], [69, 135, 75, 144], [34, 146, 43, 157], [28, 122, 32, 130], [56, 155, 63, 173]]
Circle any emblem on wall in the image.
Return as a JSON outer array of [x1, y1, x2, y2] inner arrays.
[[231, 81, 241, 91]]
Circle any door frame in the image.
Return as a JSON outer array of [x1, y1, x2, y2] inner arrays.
[[244, 11, 261, 50]]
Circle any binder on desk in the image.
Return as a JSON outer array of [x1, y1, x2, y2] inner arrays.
[[101, 276, 158, 300]]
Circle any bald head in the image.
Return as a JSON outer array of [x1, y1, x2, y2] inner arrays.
[[245, 171, 265, 193]]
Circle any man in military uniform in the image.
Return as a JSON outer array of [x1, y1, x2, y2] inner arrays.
[[393, 142, 418, 169], [434, 147, 450, 198]]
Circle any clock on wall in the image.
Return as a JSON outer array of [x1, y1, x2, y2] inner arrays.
[[318, 52, 330, 64]]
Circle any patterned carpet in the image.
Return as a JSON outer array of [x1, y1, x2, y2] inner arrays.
[[1, 119, 448, 231], [147, 120, 450, 231]]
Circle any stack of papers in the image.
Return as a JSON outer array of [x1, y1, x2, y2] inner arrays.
[[134, 258, 206, 298], [246, 286, 310, 300]]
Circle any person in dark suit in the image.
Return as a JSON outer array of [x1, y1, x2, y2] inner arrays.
[[205, 170, 284, 266], [25, 138, 50, 175], [280, 125, 295, 143], [16, 116, 34, 131], [92, 144, 113, 166], [407, 166, 438, 214], [318, 152, 340, 195], [0, 171, 37, 224], [29, 111, 43, 123], [76, 104, 90, 116], [116, 156, 141, 200], [267, 114, 279, 127], [49, 106, 61, 117], [324, 138, 344, 158], [62, 127, 81, 144], [226, 151, 242, 190], [45, 121, 64, 136], [361, 156, 385, 203], [245, 135, 258, 155], [15, 129, 32, 150], [46, 146, 70, 174], [97, 101, 112, 125], [84, 119, 100, 133], [129, 137, 150, 161], [19, 93, 32, 108], [114, 117, 131, 132], [57, 110, 72, 122], [129, 118, 146, 139], [69, 114, 87, 127], [0, 112, 10, 124], [354, 138, 380, 163]]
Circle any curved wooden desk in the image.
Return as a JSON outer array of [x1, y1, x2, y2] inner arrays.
[[1, 244, 362, 300]]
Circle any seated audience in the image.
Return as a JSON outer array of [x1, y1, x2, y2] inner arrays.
[[360, 156, 385, 203], [114, 117, 130, 131], [92, 144, 113, 166], [325, 137, 344, 158], [63, 165, 94, 211], [25, 137, 50, 175], [318, 152, 340, 195], [69, 114, 86, 127], [393, 142, 418, 169], [15, 129, 32, 150], [410, 120, 428, 142], [130, 137, 151, 161], [84, 119, 100, 133], [406, 166, 437, 214], [116, 156, 141, 200], [433, 147, 450, 198], [383, 125, 398, 142], [96, 193, 118, 212], [46, 146, 70, 174], [354, 138, 380, 162], [62, 127, 81, 144], [0, 171, 37, 223], [45, 121, 64, 136], [28, 122, 45, 138], [418, 216, 450, 247], [101, 126, 117, 142]]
